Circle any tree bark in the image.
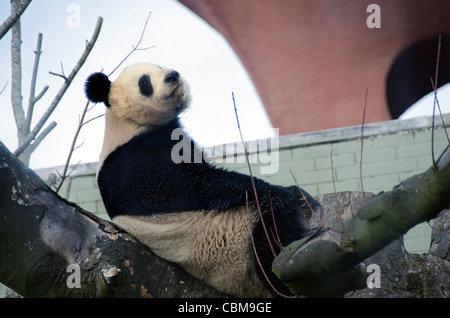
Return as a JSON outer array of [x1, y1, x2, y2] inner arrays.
[[306, 192, 450, 298], [0, 141, 226, 297], [273, 145, 450, 297]]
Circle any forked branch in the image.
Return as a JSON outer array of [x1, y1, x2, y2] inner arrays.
[[108, 11, 154, 77], [14, 16, 103, 158]]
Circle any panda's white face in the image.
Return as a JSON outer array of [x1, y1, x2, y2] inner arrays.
[[96, 63, 191, 174], [108, 63, 191, 127]]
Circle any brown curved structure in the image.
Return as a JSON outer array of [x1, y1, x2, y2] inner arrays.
[[179, 0, 450, 134]]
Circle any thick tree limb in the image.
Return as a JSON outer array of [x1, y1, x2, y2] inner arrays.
[[273, 145, 450, 297], [0, 141, 226, 297]]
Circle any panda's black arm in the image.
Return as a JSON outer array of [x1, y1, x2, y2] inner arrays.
[[98, 118, 315, 218], [188, 161, 298, 212]]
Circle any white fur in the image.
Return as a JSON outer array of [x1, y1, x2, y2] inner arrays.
[[98, 63, 191, 174], [109, 63, 190, 127], [113, 208, 272, 298]]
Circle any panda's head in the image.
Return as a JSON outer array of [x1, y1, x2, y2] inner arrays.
[[85, 62, 191, 127]]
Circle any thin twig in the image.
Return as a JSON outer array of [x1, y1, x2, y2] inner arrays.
[[431, 35, 442, 169], [0, 81, 8, 95], [231, 60, 294, 297], [330, 152, 340, 213], [54, 100, 89, 192], [232, 92, 276, 257], [72, 141, 84, 151], [245, 192, 295, 298], [49, 61, 68, 81], [60, 61, 66, 78], [360, 88, 368, 204], [108, 11, 153, 77], [55, 100, 93, 192], [330, 152, 351, 241], [48, 71, 67, 81], [57, 160, 80, 181], [430, 78, 450, 144], [268, 190, 284, 250], [82, 113, 104, 126]]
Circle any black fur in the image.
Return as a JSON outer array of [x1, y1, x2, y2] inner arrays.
[[85, 72, 111, 106], [138, 74, 153, 97], [98, 117, 319, 296]]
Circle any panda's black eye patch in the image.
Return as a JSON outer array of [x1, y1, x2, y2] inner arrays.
[[138, 74, 153, 97]]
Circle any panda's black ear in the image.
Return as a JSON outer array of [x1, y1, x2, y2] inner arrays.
[[85, 72, 111, 106]]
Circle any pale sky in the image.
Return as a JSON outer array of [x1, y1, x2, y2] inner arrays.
[[1, 1, 449, 171], [0, 0, 274, 169]]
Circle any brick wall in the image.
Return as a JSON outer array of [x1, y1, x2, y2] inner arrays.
[[208, 115, 449, 197], [36, 114, 450, 254]]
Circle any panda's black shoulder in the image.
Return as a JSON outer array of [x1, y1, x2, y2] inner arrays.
[[127, 118, 181, 152], [103, 118, 181, 164], [97, 118, 188, 213]]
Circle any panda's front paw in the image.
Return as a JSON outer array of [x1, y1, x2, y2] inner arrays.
[[260, 186, 295, 209]]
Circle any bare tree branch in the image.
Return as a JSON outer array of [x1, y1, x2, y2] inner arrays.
[[14, 16, 103, 158], [430, 78, 450, 144], [28, 121, 57, 154], [0, 81, 8, 96], [48, 61, 68, 81], [10, 0, 26, 145], [273, 145, 450, 297], [25, 32, 45, 132], [54, 101, 90, 193], [32, 85, 49, 105], [360, 88, 368, 203], [431, 35, 442, 168], [0, 0, 32, 40], [108, 11, 153, 77]]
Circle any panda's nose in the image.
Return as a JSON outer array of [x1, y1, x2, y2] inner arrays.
[[164, 71, 180, 83]]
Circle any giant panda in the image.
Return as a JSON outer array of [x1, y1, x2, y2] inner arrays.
[[84, 62, 319, 297]]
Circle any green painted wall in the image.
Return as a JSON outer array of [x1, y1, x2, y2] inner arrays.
[[35, 114, 450, 254]]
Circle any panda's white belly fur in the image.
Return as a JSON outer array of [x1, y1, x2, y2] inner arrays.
[[113, 207, 272, 297]]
